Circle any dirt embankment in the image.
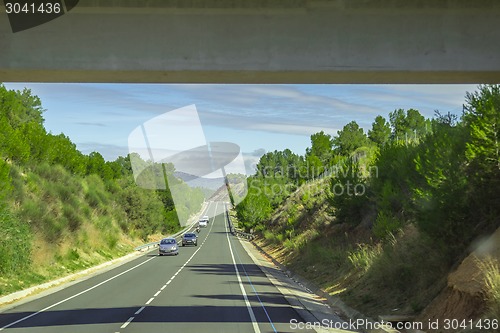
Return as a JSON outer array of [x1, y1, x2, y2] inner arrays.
[[417, 227, 500, 332]]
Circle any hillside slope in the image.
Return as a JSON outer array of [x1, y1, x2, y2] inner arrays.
[[238, 177, 499, 329], [233, 86, 500, 329], [0, 85, 204, 296]]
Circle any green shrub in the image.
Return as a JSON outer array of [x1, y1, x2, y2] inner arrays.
[[81, 205, 91, 219], [42, 214, 64, 241], [85, 174, 110, 209], [373, 211, 402, 239], [306, 242, 347, 269], [18, 197, 45, 223], [254, 224, 266, 233], [0, 208, 32, 275], [294, 229, 318, 251], [302, 192, 315, 211], [62, 203, 83, 231], [85, 188, 103, 208], [104, 179, 120, 193], [0, 159, 12, 201], [163, 210, 180, 234], [25, 171, 40, 193], [66, 248, 80, 261], [283, 238, 294, 250], [105, 231, 119, 249], [263, 230, 276, 243], [8, 165, 24, 202], [117, 216, 129, 233], [276, 233, 285, 243], [36, 163, 68, 183], [54, 182, 76, 203], [328, 158, 369, 225], [95, 215, 113, 231]]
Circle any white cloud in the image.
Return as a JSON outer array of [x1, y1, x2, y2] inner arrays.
[[4, 83, 481, 162], [248, 123, 339, 136]]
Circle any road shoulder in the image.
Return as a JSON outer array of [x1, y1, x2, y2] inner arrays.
[[237, 236, 360, 333]]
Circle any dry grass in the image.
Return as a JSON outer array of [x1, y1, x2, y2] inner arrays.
[[30, 232, 54, 272], [481, 258, 500, 318], [347, 243, 383, 272]]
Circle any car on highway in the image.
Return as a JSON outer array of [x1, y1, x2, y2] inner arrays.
[[158, 237, 179, 256], [198, 219, 208, 228], [182, 233, 198, 246], [202, 215, 210, 223]]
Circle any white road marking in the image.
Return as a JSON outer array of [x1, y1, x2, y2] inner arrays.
[[3, 202, 220, 333], [0, 256, 156, 331], [135, 202, 214, 313], [120, 317, 134, 329], [224, 204, 261, 333], [233, 234, 278, 332], [134, 306, 145, 315]]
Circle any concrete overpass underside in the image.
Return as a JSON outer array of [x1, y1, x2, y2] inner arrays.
[[1, 0, 499, 84]]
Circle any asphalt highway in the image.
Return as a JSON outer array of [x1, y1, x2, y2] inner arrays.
[[0, 201, 315, 333]]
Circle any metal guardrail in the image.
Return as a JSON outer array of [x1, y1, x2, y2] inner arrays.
[[224, 202, 255, 240], [134, 225, 193, 252], [235, 229, 255, 240], [225, 202, 235, 235], [134, 241, 159, 252]]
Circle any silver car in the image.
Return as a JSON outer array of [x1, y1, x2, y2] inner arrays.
[[182, 233, 198, 246], [158, 237, 179, 256]]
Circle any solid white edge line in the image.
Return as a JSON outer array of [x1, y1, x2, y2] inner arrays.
[[0, 256, 156, 331], [224, 203, 261, 333]]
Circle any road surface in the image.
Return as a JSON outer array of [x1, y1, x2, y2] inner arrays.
[[0, 201, 315, 333]]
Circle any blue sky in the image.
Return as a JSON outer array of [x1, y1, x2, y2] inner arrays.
[[4, 83, 477, 172]]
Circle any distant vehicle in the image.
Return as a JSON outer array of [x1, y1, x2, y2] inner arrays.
[[158, 237, 179, 256], [198, 219, 208, 228], [202, 215, 210, 223], [182, 233, 198, 246]]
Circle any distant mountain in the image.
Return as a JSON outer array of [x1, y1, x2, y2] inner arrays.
[[174, 171, 226, 190]]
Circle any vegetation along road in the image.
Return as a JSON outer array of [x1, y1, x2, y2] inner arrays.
[[0, 202, 322, 333]]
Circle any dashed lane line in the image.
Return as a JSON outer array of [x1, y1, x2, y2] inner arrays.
[[120, 317, 134, 329], [134, 306, 145, 315], [116, 202, 219, 331]]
